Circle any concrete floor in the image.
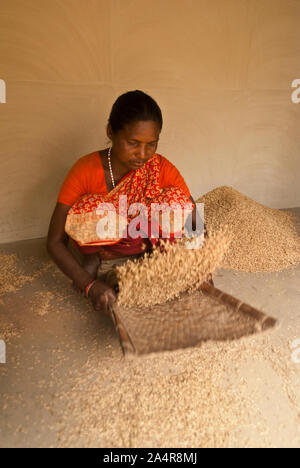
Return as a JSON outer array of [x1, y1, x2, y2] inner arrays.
[[0, 208, 300, 448]]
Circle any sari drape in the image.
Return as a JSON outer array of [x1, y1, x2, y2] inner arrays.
[[65, 154, 194, 258]]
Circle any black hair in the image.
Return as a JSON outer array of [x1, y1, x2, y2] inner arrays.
[[108, 90, 163, 133]]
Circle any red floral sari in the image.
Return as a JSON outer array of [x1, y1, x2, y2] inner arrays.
[[65, 154, 193, 259]]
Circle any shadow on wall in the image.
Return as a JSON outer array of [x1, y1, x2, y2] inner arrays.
[[16, 124, 103, 240]]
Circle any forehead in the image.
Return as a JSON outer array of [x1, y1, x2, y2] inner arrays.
[[121, 120, 160, 140]]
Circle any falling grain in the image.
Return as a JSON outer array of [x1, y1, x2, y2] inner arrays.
[[116, 228, 232, 308]]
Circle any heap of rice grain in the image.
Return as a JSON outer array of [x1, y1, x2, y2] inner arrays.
[[197, 186, 300, 272], [116, 228, 231, 308]]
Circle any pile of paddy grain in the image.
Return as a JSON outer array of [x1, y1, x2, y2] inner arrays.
[[116, 228, 231, 308], [197, 186, 300, 272]]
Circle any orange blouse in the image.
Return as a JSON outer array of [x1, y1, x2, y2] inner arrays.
[[57, 151, 191, 206]]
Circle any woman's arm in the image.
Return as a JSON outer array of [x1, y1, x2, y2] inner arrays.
[[47, 202, 116, 313], [47, 202, 93, 290]]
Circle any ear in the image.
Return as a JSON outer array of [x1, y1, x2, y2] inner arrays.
[[106, 123, 113, 141]]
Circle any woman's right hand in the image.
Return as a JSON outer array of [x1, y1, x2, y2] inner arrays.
[[88, 280, 117, 315]]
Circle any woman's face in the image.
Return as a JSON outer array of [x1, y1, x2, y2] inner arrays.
[[107, 120, 160, 172]]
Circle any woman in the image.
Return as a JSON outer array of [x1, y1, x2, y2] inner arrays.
[[47, 90, 202, 315]]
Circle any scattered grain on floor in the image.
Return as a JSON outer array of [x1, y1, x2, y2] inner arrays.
[[0, 322, 21, 343], [49, 330, 300, 448], [31, 291, 55, 316], [0, 253, 53, 299], [0, 253, 31, 298]]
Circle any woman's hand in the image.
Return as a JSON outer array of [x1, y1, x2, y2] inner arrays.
[[88, 280, 117, 315]]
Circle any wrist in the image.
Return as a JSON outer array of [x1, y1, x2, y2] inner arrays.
[[85, 279, 98, 298]]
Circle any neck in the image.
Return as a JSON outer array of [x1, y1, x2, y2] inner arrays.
[[109, 147, 131, 178]]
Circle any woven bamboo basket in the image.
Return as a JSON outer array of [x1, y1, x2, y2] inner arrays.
[[109, 281, 277, 356]]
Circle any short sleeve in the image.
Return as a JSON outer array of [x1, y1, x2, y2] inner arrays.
[[159, 155, 191, 198], [57, 157, 90, 206]]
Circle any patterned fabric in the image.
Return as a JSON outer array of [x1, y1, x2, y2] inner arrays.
[[57, 152, 191, 207], [65, 154, 194, 247]]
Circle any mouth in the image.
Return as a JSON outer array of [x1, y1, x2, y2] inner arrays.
[[131, 161, 144, 168]]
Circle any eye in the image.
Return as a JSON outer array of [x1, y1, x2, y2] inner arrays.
[[128, 140, 138, 147]]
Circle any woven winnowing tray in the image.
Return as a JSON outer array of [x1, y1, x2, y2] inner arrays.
[[110, 283, 278, 355]]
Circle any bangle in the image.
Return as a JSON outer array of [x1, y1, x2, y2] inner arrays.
[[85, 279, 97, 298]]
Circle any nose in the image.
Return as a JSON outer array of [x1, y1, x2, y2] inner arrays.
[[136, 145, 148, 161]]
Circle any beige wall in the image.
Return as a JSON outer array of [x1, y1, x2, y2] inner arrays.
[[0, 0, 300, 243]]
